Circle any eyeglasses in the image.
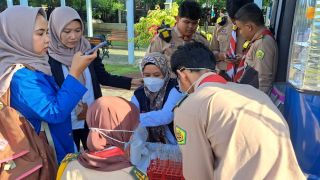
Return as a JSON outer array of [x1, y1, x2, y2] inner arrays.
[[175, 67, 215, 76]]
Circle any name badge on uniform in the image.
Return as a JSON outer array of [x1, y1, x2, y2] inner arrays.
[[175, 126, 187, 145]]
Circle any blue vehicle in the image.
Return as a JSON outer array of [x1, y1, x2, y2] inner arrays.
[[268, 0, 320, 178]]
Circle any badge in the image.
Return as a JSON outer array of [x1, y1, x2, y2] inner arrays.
[[217, 16, 227, 26], [175, 126, 187, 145], [130, 166, 148, 180], [217, 17, 223, 24], [162, 30, 169, 38], [256, 49, 265, 60]]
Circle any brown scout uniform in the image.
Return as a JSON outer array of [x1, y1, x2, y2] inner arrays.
[[210, 16, 246, 70], [245, 28, 278, 93], [146, 26, 209, 67], [173, 72, 305, 180]]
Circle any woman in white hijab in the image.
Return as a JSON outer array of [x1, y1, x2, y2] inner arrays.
[[0, 6, 96, 163]]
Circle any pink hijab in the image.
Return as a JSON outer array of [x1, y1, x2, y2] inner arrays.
[[78, 96, 140, 171], [0, 6, 51, 97], [48, 6, 91, 66]]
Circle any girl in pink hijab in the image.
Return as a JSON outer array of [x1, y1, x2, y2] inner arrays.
[[57, 96, 139, 180]]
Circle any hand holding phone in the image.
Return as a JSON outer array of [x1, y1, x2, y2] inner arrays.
[[226, 55, 237, 61], [84, 41, 108, 55]]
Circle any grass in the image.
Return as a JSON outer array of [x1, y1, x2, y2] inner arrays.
[[108, 41, 148, 49], [104, 64, 140, 76]]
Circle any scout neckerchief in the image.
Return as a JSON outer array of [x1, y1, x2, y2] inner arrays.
[[198, 73, 227, 86], [226, 25, 238, 80], [173, 73, 227, 111], [235, 28, 275, 83]]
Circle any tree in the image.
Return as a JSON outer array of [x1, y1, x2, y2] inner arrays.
[[134, 2, 179, 47]]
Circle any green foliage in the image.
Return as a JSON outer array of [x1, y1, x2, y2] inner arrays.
[[104, 64, 139, 76], [91, 0, 124, 19], [134, 3, 179, 47], [263, 0, 271, 7], [93, 0, 124, 12]]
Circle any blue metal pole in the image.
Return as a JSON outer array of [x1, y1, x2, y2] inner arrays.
[[60, 0, 66, 7], [126, 0, 134, 64], [20, 0, 28, 6], [86, 0, 93, 37], [7, 0, 13, 7]]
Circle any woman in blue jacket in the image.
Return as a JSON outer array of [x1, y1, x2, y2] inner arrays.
[[0, 6, 96, 163], [131, 52, 183, 144], [48, 7, 142, 151]]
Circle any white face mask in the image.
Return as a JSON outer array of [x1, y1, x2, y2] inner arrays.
[[90, 128, 134, 144], [177, 68, 213, 94], [143, 77, 165, 92], [178, 79, 198, 95]]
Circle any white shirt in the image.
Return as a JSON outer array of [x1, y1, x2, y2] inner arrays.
[[62, 66, 95, 130]]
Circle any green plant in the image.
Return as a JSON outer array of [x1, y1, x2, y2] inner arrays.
[[134, 3, 178, 47], [104, 64, 139, 76]]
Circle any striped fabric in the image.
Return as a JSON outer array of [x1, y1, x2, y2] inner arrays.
[[226, 30, 237, 80]]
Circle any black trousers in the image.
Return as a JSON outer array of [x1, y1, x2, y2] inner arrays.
[[73, 126, 89, 151]]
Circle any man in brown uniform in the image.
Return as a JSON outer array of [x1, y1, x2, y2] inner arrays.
[[210, 0, 251, 73], [147, 1, 208, 66], [235, 3, 278, 93], [170, 42, 304, 180]]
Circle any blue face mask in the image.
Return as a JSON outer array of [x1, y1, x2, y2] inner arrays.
[[143, 77, 165, 92]]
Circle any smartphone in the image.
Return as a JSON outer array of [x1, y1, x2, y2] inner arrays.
[[226, 55, 241, 61], [226, 55, 237, 61], [84, 41, 108, 55]]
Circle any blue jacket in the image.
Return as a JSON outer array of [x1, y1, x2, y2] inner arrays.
[[10, 68, 87, 162]]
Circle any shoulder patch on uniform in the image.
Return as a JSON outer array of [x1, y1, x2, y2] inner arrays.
[[159, 29, 172, 43], [256, 49, 265, 60], [175, 126, 187, 145], [217, 16, 227, 26]]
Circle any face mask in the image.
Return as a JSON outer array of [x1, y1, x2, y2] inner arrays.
[[90, 128, 134, 144], [178, 79, 198, 95], [143, 77, 165, 92], [177, 68, 214, 95]]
